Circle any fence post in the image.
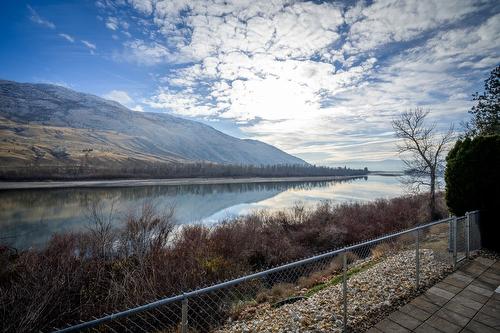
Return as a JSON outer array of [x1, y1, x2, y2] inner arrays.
[[342, 251, 347, 333], [452, 216, 458, 270], [415, 229, 420, 289], [465, 212, 470, 259], [182, 295, 188, 333]]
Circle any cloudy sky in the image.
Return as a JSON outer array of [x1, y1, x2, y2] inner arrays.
[[1, 0, 499, 169]]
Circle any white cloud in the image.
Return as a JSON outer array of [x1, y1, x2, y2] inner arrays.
[[146, 87, 216, 117], [103, 90, 133, 105], [422, 13, 500, 70], [345, 0, 485, 52], [103, 90, 146, 112], [27, 5, 56, 29], [131, 104, 145, 112], [119, 1, 343, 64], [105, 16, 130, 31], [81, 40, 97, 54], [128, 0, 154, 15], [118, 40, 174, 65], [81, 40, 96, 50], [139, 0, 347, 122], [101, 0, 498, 164], [58, 33, 75, 43], [106, 17, 119, 30]]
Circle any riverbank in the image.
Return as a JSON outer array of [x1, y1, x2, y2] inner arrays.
[[0, 175, 365, 190], [368, 171, 404, 177]]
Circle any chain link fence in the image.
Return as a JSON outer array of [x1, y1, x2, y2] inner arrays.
[[53, 211, 481, 333], [455, 216, 467, 263]]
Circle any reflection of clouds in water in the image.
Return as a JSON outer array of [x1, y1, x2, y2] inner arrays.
[[0, 176, 401, 249], [203, 176, 404, 224], [0, 179, 355, 226]]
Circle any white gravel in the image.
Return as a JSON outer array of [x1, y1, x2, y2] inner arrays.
[[216, 249, 451, 333]]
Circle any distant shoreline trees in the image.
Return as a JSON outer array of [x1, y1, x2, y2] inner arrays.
[[0, 161, 369, 181]]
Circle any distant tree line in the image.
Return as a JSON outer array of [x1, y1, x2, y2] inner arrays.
[[0, 161, 368, 181]]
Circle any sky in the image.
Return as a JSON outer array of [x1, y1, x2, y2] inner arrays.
[[0, 0, 499, 170]]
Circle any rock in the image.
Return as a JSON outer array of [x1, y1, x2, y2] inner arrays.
[[215, 249, 451, 333]]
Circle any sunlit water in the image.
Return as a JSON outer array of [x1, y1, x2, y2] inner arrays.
[[0, 175, 404, 249]]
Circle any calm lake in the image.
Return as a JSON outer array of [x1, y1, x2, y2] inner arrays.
[[0, 175, 404, 249]]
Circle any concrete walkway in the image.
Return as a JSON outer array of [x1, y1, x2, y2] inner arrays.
[[369, 256, 500, 333]]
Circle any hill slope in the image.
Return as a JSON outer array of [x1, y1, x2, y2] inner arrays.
[[0, 80, 306, 171]]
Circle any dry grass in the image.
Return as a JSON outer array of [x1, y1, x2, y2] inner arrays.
[[371, 243, 393, 259]]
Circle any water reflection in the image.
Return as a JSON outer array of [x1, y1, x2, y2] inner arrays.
[[0, 176, 403, 249]]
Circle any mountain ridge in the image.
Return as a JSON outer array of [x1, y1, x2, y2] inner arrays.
[[0, 79, 306, 170]]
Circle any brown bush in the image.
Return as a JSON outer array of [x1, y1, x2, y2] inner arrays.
[[371, 243, 392, 259], [298, 271, 326, 289], [255, 283, 296, 304]]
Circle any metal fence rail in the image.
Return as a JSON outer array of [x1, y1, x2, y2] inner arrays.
[[53, 211, 481, 333]]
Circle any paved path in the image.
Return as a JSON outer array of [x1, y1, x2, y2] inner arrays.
[[369, 256, 500, 333]]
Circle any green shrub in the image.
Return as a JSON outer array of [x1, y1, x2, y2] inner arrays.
[[445, 135, 500, 250]]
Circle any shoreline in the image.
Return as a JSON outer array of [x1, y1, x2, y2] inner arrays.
[[368, 171, 404, 177], [0, 175, 368, 190]]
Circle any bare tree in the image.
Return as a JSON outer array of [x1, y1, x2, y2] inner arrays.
[[85, 199, 117, 258], [392, 108, 454, 218], [119, 201, 176, 259]]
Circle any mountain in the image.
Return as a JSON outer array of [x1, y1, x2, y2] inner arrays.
[[0, 80, 306, 171]]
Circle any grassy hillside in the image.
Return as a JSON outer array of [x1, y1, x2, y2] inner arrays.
[[0, 80, 306, 178]]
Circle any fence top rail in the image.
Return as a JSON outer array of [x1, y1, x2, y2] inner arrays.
[[187, 216, 453, 297], [53, 214, 460, 333]]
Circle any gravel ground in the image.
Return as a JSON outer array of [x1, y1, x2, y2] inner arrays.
[[215, 249, 452, 333], [477, 249, 500, 261]]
